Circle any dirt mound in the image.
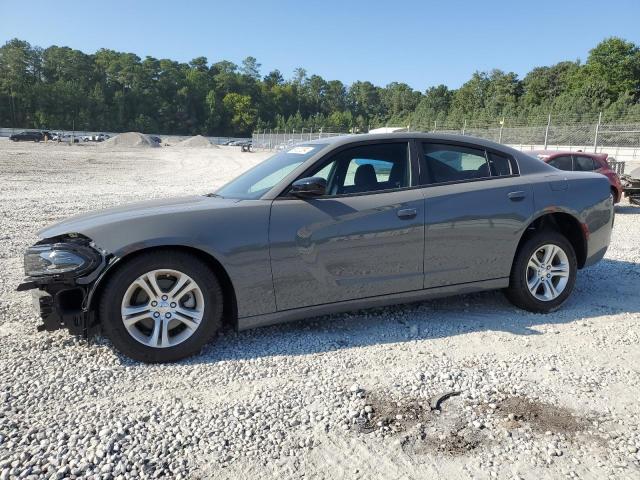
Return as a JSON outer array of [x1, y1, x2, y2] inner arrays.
[[176, 135, 219, 148], [101, 132, 159, 148]]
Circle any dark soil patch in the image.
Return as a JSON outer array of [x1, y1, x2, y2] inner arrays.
[[497, 396, 587, 434], [356, 392, 432, 433], [358, 391, 486, 457]]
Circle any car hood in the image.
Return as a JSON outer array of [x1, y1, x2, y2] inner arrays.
[[38, 195, 239, 239]]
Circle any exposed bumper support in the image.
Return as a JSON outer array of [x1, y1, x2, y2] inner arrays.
[[18, 282, 97, 337]]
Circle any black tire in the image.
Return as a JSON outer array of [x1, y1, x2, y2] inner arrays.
[[504, 230, 577, 313], [99, 250, 223, 363]]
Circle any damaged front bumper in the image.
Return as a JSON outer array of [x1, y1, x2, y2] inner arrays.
[[16, 236, 113, 337], [18, 283, 93, 335]]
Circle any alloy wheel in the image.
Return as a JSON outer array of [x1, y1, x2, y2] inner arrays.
[[525, 244, 570, 301], [120, 269, 205, 348]]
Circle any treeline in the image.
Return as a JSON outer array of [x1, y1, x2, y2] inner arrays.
[[0, 37, 639, 136]]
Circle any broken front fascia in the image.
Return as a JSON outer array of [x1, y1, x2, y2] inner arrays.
[[17, 235, 112, 337]]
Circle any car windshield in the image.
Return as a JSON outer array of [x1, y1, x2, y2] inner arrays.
[[216, 144, 327, 199]]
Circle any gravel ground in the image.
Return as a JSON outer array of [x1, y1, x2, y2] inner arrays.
[[0, 139, 639, 480]]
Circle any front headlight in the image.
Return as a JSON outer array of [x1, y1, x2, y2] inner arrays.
[[24, 242, 101, 277]]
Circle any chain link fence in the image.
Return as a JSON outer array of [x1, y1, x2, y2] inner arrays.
[[253, 115, 640, 164], [251, 131, 344, 150]]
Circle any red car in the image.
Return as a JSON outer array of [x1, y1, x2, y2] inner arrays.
[[529, 150, 623, 203]]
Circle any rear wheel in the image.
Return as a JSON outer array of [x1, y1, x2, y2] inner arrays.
[[505, 230, 577, 313], [99, 250, 223, 362]]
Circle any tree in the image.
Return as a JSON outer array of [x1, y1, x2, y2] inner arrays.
[[585, 37, 640, 100], [1, 36, 639, 135], [222, 93, 257, 135], [241, 56, 261, 80], [411, 85, 452, 129], [264, 69, 284, 87], [521, 62, 579, 108]]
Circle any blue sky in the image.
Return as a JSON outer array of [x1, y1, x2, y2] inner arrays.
[[1, 0, 639, 91]]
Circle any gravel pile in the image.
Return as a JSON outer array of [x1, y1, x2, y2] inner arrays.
[[0, 140, 639, 479], [100, 132, 159, 149], [176, 135, 219, 148]]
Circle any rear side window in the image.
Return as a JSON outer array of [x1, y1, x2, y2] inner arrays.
[[488, 152, 513, 176], [548, 155, 572, 171], [422, 144, 489, 184], [574, 156, 595, 171]]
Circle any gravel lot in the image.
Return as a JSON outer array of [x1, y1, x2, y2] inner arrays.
[[0, 139, 639, 480]]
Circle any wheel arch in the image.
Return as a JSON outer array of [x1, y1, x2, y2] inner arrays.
[[88, 245, 238, 330], [514, 211, 587, 269], [611, 185, 621, 203]]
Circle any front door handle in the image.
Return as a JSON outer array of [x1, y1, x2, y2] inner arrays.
[[397, 208, 417, 219], [508, 191, 526, 201]]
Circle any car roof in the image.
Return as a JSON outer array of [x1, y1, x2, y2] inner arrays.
[[307, 132, 515, 151], [529, 149, 608, 160]]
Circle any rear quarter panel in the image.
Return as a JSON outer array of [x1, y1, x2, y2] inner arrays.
[[530, 171, 613, 266]]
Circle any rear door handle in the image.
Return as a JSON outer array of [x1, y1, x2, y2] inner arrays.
[[397, 208, 417, 219], [508, 191, 526, 201]]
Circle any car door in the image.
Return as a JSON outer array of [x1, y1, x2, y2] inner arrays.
[[419, 142, 534, 288], [269, 140, 425, 311]]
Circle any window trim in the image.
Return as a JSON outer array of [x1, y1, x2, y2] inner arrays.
[[417, 140, 520, 187], [276, 139, 421, 200]]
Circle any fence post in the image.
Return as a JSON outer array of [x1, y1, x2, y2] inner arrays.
[[544, 113, 551, 149], [593, 112, 602, 152], [433, 121, 437, 132], [498, 117, 505, 143], [462, 119, 466, 135]]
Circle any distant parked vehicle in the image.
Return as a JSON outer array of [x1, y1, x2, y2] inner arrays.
[[149, 135, 161, 144], [95, 133, 110, 142], [228, 140, 250, 146], [9, 131, 44, 142], [240, 141, 252, 152], [529, 150, 623, 204], [59, 134, 80, 143]]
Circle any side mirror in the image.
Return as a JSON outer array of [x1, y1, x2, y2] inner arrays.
[[290, 177, 327, 197]]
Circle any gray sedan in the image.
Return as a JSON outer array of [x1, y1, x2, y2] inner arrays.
[[18, 133, 614, 362]]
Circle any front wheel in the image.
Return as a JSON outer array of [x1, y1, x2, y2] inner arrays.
[[99, 250, 223, 362], [505, 230, 577, 313]]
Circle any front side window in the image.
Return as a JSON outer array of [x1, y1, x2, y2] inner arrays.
[[574, 156, 595, 171], [217, 144, 327, 199], [422, 144, 490, 184], [548, 155, 572, 171], [303, 142, 410, 196]]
